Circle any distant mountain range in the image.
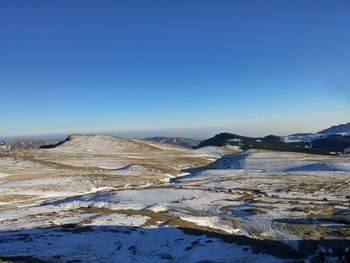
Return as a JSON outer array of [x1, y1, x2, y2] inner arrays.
[[312, 134, 350, 153], [144, 137, 200, 148], [198, 122, 350, 155], [317, 122, 350, 135], [199, 132, 350, 155], [282, 123, 350, 143], [198, 133, 330, 154], [1, 122, 350, 155], [0, 140, 59, 151], [144, 123, 350, 150]]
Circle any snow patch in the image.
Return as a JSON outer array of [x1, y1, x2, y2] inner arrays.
[[181, 215, 241, 234], [0, 172, 10, 179], [85, 213, 149, 227]]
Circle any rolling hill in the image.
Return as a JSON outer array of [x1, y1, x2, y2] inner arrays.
[[198, 132, 350, 155], [317, 122, 350, 135], [0, 139, 59, 151], [144, 137, 200, 148]]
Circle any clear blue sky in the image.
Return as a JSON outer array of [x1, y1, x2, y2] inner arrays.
[[1, 0, 349, 138]]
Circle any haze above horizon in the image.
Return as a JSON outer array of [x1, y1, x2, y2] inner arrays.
[[1, 0, 350, 138]]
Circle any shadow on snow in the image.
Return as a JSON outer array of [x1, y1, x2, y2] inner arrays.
[[0, 224, 349, 262]]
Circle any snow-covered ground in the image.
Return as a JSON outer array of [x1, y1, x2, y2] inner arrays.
[[282, 134, 325, 143], [0, 135, 349, 262], [282, 132, 350, 143], [193, 146, 239, 158], [0, 172, 10, 179], [0, 225, 284, 263], [46, 188, 240, 212], [206, 150, 350, 172]]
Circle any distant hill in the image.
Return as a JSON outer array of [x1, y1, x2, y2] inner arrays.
[[0, 140, 59, 151], [282, 133, 325, 143], [312, 134, 350, 153], [288, 133, 314, 136], [39, 134, 163, 153], [282, 122, 350, 143], [318, 123, 350, 135], [144, 137, 200, 148], [198, 132, 336, 155]]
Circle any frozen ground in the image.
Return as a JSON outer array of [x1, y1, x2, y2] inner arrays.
[[0, 225, 287, 263], [0, 135, 349, 262]]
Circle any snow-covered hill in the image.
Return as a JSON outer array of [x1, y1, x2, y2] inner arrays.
[[206, 150, 350, 172], [282, 134, 325, 143], [282, 123, 350, 143], [47, 134, 164, 153], [193, 146, 240, 158], [144, 136, 200, 148], [318, 122, 350, 135]]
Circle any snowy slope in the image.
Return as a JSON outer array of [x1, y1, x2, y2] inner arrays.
[[318, 122, 350, 135], [193, 146, 240, 158], [51, 134, 163, 153], [206, 150, 350, 172]]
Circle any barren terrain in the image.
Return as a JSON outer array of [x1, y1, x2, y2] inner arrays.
[[0, 135, 349, 262]]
